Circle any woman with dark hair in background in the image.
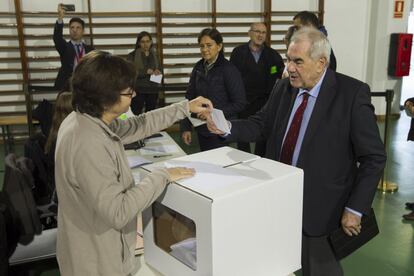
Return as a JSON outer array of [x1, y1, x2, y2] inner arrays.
[[45, 92, 73, 156], [44, 92, 73, 198], [127, 31, 162, 114], [180, 28, 246, 151], [24, 92, 73, 207], [55, 50, 212, 275]]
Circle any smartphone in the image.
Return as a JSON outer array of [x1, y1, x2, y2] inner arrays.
[[62, 4, 75, 12]]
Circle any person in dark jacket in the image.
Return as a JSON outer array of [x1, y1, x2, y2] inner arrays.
[[53, 4, 93, 90], [293, 11, 337, 71], [180, 28, 246, 151], [403, 97, 414, 220], [208, 27, 386, 275], [230, 22, 284, 155], [127, 31, 163, 114]]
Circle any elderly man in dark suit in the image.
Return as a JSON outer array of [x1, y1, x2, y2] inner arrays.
[[208, 27, 386, 275], [53, 4, 94, 90]]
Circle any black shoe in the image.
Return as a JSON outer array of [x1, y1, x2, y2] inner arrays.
[[403, 211, 414, 221], [405, 202, 414, 210]]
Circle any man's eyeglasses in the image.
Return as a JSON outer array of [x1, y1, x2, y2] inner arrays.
[[250, 29, 267, 35], [120, 89, 136, 98]]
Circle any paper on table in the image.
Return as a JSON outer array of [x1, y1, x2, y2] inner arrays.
[[139, 144, 180, 155], [212, 108, 230, 134], [150, 73, 163, 84], [132, 172, 142, 185], [127, 156, 152, 168]]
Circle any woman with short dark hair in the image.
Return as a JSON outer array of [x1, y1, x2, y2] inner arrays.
[[55, 50, 212, 275], [180, 28, 246, 151]]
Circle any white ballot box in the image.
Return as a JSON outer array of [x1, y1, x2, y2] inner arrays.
[[142, 147, 303, 276]]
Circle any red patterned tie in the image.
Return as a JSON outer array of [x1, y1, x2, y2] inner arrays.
[[279, 92, 309, 165], [76, 44, 83, 59]]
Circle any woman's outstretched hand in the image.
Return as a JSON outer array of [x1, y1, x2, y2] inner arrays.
[[166, 167, 196, 182], [189, 96, 213, 114]]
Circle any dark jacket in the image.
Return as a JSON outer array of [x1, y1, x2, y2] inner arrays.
[[405, 97, 414, 141], [230, 42, 284, 115], [53, 21, 94, 90], [126, 48, 162, 94], [3, 154, 42, 244], [228, 69, 386, 236], [24, 133, 55, 205], [180, 53, 246, 137], [231, 43, 284, 98], [32, 99, 54, 137], [0, 192, 20, 274]]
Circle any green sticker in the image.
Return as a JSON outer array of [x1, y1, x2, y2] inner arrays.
[[119, 114, 127, 120], [270, 65, 278, 74]]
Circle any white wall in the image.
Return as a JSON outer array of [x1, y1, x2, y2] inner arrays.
[[324, 0, 371, 81], [325, 0, 412, 114]]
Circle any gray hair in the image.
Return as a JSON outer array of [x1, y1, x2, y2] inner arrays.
[[290, 27, 331, 66], [249, 22, 266, 30]]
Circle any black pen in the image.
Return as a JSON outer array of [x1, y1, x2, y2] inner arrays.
[[153, 154, 173, 158]]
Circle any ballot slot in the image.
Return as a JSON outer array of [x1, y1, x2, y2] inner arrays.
[[152, 201, 197, 270]]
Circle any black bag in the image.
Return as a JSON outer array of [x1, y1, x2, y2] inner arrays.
[[328, 208, 379, 260]]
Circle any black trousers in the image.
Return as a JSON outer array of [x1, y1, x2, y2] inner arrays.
[[301, 234, 343, 276], [131, 93, 158, 115]]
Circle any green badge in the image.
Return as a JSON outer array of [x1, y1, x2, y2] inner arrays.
[[119, 114, 128, 120], [270, 65, 278, 74]]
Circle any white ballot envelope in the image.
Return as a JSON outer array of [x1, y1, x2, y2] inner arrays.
[[150, 73, 163, 84], [212, 108, 230, 134], [189, 117, 206, 127]]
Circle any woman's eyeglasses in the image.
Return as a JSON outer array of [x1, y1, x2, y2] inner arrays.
[[120, 89, 136, 98]]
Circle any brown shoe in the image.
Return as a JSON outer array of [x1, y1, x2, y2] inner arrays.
[[403, 211, 414, 220]]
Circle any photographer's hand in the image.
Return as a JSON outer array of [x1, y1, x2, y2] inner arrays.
[[58, 4, 65, 21]]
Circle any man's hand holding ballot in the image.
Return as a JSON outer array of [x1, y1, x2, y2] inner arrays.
[[206, 109, 230, 136]]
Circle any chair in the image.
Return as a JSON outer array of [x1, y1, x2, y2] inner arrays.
[[2, 154, 57, 273], [3, 154, 42, 244], [0, 192, 19, 275]]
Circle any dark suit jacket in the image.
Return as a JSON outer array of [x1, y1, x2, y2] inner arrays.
[[228, 69, 386, 236], [53, 21, 94, 90]]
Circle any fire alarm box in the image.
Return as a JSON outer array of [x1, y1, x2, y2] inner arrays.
[[388, 33, 413, 77]]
